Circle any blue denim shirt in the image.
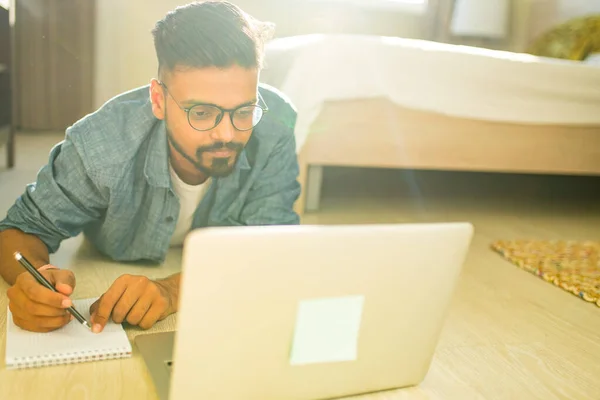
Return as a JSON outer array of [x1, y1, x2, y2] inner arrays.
[[0, 84, 301, 263]]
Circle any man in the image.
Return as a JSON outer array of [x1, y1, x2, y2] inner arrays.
[[0, 1, 300, 334]]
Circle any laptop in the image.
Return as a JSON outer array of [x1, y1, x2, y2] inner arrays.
[[136, 222, 473, 400]]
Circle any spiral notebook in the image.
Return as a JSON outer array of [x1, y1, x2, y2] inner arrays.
[[5, 297, 132, 370]]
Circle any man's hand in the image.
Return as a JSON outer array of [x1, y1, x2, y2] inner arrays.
[[7, 266, 76, 333], [89, 274, 179, 333]]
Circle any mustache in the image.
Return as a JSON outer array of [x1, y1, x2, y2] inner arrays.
[[196, 141, 244, 156]]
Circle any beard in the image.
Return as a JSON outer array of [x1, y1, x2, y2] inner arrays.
[[165, 123, 244, 178], [195, 140, 244, 177]]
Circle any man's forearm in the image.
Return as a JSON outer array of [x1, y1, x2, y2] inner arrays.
[[0, 229, 50, 285]]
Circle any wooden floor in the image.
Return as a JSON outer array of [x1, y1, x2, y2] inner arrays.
[[304, 168, 600, 399], [1, 133, 600, 399]]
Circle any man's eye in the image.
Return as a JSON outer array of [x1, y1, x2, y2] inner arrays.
[[191, 109, 217, 119], [236, 107, 257, 118]]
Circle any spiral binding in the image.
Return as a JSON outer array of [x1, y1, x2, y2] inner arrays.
[[7, 347, 132, 370]]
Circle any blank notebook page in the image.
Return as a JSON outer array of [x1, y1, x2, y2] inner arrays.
[[5, 297, 132, 370]]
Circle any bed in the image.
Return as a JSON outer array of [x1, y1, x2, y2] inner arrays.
[[259, 34, 600, 215]]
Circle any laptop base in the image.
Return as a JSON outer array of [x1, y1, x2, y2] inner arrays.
[[135, 331, 176, 400]]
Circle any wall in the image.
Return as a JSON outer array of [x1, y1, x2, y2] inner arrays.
[[0, 6, 9, 128], [523, 0, 600, 47], [558, 0, 600, 21], [94, 0, 425, 108], [93, 0, 600, 109]]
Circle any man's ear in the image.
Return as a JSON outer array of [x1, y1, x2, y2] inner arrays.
[[150, 79, 166, 120]]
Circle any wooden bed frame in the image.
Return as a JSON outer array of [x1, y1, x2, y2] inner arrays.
[[294, 97, 600, 215]]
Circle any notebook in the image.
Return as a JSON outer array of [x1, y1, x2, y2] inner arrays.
[[5, 297, 132, 370]]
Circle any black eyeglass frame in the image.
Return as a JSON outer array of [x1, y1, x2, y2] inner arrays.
[[159, 81, 269, 132]]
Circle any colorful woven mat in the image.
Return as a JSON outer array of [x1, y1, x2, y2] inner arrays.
[[491, 240, 600, 307]]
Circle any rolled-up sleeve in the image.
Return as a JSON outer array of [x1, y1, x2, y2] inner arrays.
[[0, 136, 108, 253]]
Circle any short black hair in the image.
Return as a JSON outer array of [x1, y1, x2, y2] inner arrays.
[[152, 1, 274, 77]]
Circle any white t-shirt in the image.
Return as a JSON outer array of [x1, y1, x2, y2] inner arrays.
[[168, 164, 211, 246]]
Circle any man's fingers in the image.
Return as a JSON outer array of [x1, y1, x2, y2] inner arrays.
[[125, 290, 154, 326], [88, 275, 172, 332], [112, 284, 146, 324], [12, 312, 71, 332], [12, 315, 55, 333], [33, 313, 71, 329], [18, 274, 71, 309], [138, 299, 165, 330], [7, 268, 77, 334], [89, 298, 100, 315], [9, 290, 69, 317], [55, 283, 73, 296], [49, 270, 76, 295], [91, 278, 128, 332]]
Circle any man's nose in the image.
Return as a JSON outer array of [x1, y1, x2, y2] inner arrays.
[[211, 113, 236, 142]]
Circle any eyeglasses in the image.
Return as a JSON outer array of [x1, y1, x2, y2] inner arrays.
[[159, 82, 268, 132]]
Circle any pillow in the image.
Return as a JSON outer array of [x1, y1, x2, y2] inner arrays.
[[527, 15, 600, 61]]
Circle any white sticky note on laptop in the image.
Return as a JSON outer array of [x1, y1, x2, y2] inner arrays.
[[290, 295, 365, 365]]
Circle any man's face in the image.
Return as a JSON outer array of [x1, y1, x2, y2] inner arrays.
[[150, 65, 259, 178]]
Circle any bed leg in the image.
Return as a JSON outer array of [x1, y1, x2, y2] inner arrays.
[[295, 156, 308, 217], [306, 165, 323, 212]]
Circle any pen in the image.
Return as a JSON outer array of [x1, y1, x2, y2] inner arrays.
[[13, 252, 92, 331]]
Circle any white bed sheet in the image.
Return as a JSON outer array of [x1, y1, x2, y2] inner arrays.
[[261, 34, 600, 151]]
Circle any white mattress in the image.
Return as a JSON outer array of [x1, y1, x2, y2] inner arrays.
[[260, 34, 600, 151]]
